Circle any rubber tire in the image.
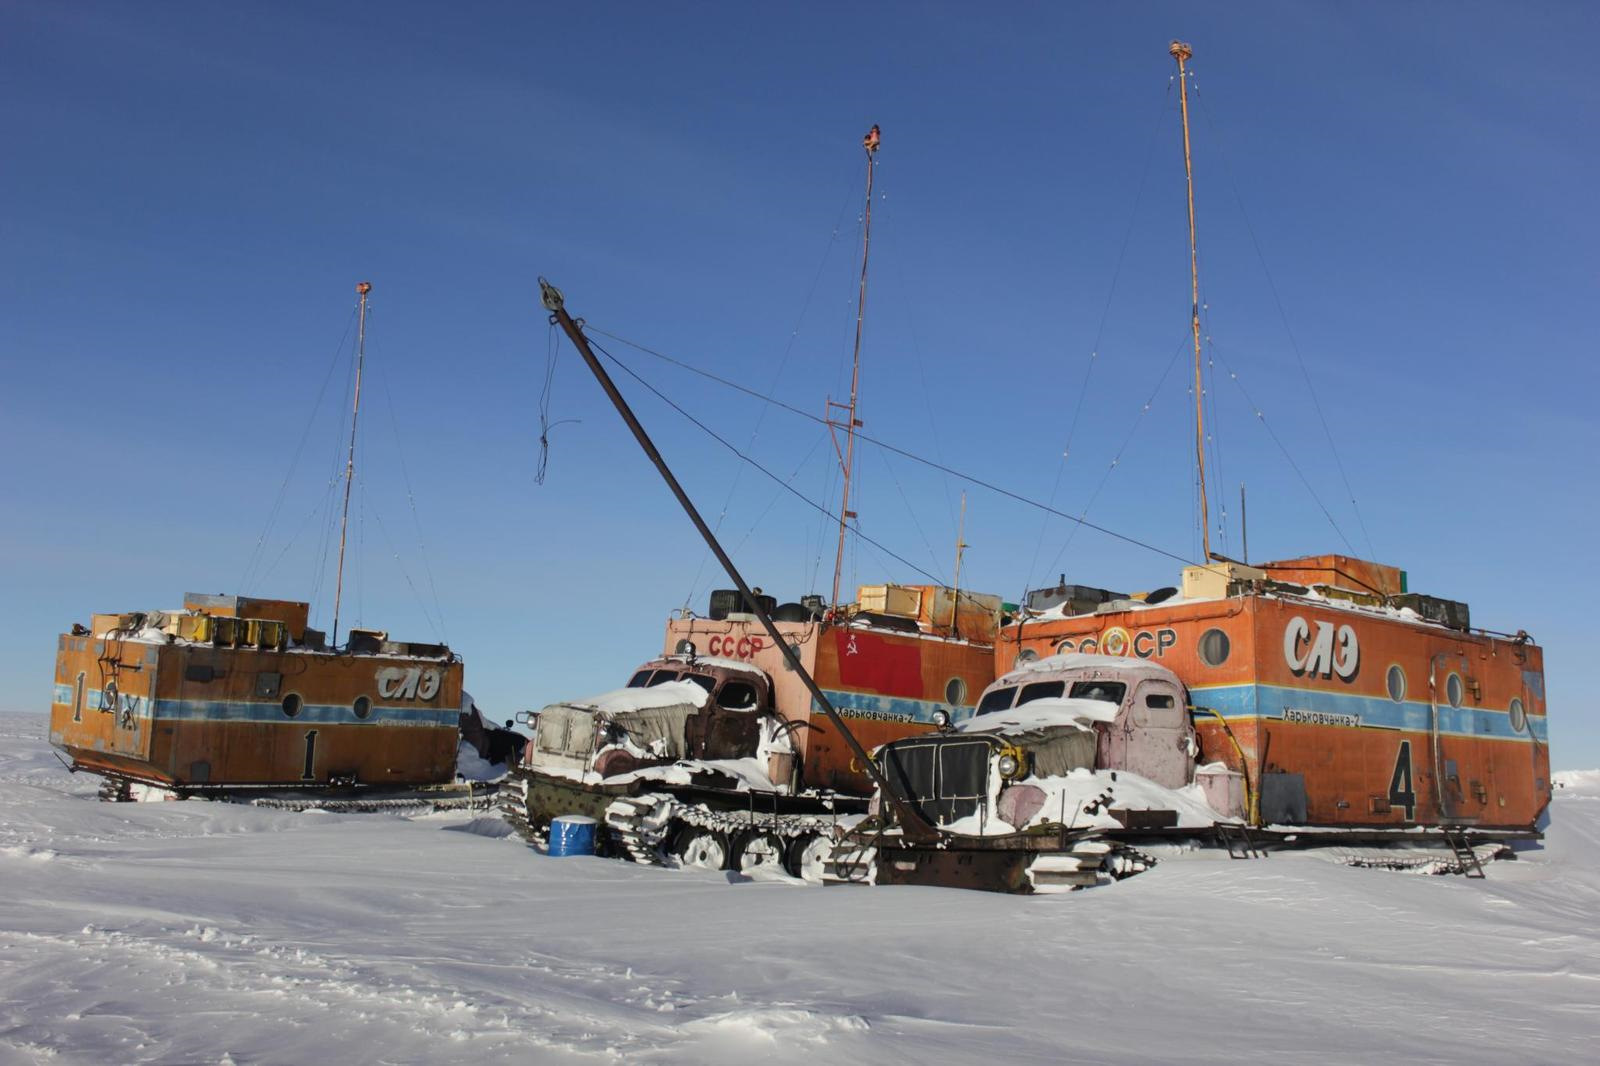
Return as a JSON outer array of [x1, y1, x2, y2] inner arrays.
[[675, 826, 732, 870], [734, 831, 787, 874], [785, 833, 833, 884]]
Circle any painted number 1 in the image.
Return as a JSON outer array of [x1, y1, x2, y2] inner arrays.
[[1388, 740, 1417, 821], [302, 729, 319, 782]]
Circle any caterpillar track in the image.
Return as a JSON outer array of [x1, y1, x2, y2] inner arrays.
[[93, 772, 501, 814]]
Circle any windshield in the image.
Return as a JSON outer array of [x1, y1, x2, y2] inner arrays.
[[1069, 680, 1126, 704], [683, 673, 717, 693], [645, 670, 681, 687], [975, 686, 1016, 715], [626, 670, 653, 688]]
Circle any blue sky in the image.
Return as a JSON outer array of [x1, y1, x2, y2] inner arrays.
[[3, 2, 1597, 766]]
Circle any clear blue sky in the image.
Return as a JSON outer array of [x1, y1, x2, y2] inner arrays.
[[4, 3, 1596, 766]]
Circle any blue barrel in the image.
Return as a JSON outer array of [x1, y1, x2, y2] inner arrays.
[[547, 814, 598, 857]]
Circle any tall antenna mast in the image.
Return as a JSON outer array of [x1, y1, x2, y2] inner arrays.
[[331, 280, 371, 648], [827, 124, 880, 609], [950, 492, 968, 639], [1170, 40, 1212, 561]]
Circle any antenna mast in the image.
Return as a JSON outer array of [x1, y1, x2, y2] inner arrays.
[[950, 492, 968, 639], [331, 280, 371, 648], [1170, 40, 1212, 561], [827, 124, 880, 609]]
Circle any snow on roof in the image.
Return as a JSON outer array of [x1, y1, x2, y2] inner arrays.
[[958, 696, 1118, 736], [1025, 595, 1200, 621], [995, 652, 1180, 687], [549, 680, 709, 716]]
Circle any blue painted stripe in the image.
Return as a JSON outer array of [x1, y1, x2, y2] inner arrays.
[[1190, 682, 1548, 742], [153, 699, 458, 728]]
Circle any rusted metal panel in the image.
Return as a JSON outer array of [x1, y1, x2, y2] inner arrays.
[[51, 613, 462, 790], [999, 589, 1549, 833]]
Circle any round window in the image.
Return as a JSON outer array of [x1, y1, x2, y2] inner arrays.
[[281, 693, 302, 718], [1446, 673, 1464, 709], [1015, 648, 1039, 667], [1509, 698, 1526, 733], [1386, 664, 1407, 704], [1198, 628, 1230, 667], [353, 695, 372, 720], [945, 678, 968, 706]]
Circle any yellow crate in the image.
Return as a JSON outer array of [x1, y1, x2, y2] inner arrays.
[[245, 619, 286, 649], [176, 614, 215, 643], [211, 616, 242, 646]]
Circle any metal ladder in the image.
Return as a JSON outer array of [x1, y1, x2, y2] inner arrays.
[[1440, 827, 1486, 878], [1216, 822, 1266, 860]]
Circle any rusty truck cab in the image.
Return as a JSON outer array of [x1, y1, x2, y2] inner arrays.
[[622, 654, 772, 761]]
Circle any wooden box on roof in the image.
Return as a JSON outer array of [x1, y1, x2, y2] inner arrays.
[[182, 593, 310, 641], [1257, 555, 1405, 597]]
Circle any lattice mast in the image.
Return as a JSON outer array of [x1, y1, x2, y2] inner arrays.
[[1170, 41, 1212, 561], [332, 281, 372, 647], [828, 125, 880, 609]]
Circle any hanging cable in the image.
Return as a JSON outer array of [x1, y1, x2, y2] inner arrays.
[[1190, 77, 1379, 561], [587, 331, 1216, 573], [1026, 73, 1179, 590], [681, 164, 861, 612], [375, 335, 450, 642], [1041, 333, 1191, 583], [536, 321, 581, 485], [1207, 336, 1358, 555], [240, 304, 357, 593]]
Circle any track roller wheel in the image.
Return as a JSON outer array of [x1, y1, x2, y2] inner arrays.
[[734, 830, 787, 873], [786, 833, 834, 884], [674, 826, 732, 870]]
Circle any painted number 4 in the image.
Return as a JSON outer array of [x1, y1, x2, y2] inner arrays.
[[1388, 740, 1417, 821]]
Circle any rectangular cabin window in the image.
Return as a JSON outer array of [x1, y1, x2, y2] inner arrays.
[[1145, 694, 1176, 708], [1069, 680, 1127, 705], [684, 673, 717, 693], [1017, 680, 1066, 705], [627, 670, 652, 688], [645, 670, 681, 686]]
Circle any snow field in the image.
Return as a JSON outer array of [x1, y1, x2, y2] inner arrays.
[[2, 711, 1597, 1065]]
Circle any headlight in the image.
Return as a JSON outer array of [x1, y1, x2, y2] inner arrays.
[[997, 752, 1021, 778], [932, 708, 951, 730]]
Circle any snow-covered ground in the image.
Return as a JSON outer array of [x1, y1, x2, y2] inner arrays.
[[2, 710, 1595, 1065]]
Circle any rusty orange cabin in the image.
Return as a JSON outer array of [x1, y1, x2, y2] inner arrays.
[[50, 593, 462, 793], [1001, 557, 1550, 832], [662, 583, 1000, 793]]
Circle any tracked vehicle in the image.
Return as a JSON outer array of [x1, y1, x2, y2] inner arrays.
[[500, 582, 999, 879], [836, 563, 1551, 891], [48, 592, 507, 808]]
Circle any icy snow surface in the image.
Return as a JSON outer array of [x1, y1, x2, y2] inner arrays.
[[2, 710, 1595, 1064]]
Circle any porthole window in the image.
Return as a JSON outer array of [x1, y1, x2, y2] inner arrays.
[[945, 677, 968, 706], [1446, 673, 1464, 709], [1509, 698, 1526, 733], [1386, 664, 1407, 704], [1014, 648, 1039, 668], [352, 695, 372, 720], [282, 693, 303, 718], [1198, 628, 1230, 667]]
